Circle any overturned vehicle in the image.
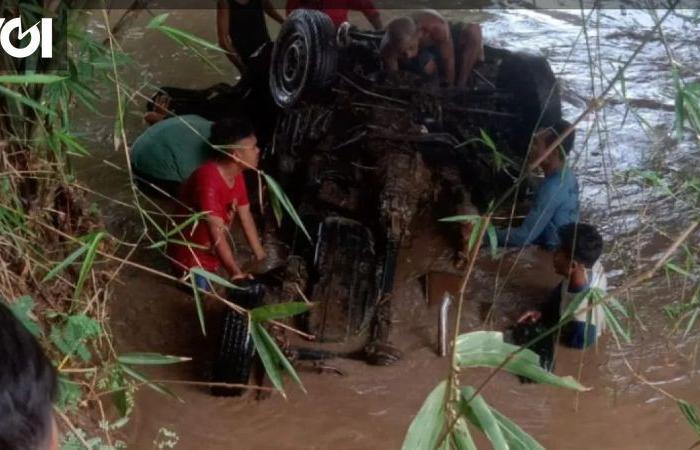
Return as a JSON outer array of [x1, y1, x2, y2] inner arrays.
[[156, 10, 564, 392]]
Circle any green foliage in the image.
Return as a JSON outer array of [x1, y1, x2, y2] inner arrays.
[[117, 353, 191, 365], [50, 314, 102, 362], [456, 331, 588, 391], [675, 81, 700, 140], [250, 302, 311, 322], [459, 387, 508, 450], [678, 400, 700, 439], [402, 381, 449, 450], [250, 322, 306, 397], [57, 376, 84, 411], [6, 295, 42, 337], [146, 13, 224, 74], [439, 214, 498, 258], [264, 173, 312, 242], [404, 332, 589, 449]]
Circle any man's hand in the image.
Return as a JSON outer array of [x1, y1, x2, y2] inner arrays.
[[254, 248, 267, 262], [517, 310, 542, 324], [232, 272, 253, 281]]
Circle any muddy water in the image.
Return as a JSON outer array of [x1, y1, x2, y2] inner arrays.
[[75, 7, 700, 450]]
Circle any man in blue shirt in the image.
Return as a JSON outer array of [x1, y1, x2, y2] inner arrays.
[[497, 121, 578, 250]]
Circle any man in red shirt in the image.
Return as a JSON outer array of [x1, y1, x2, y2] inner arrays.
[[169, 118, 266, 285], [286, 0, 382, 29]]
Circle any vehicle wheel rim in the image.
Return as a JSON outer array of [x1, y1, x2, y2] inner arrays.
[[278, 31, 308, 98]]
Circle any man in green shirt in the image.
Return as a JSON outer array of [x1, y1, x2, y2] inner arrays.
[[130, 114, 214, 196]]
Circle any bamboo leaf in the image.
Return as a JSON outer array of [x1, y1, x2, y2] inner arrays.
[[165, 211, 208, 238], [666, 261, 692, 278], [560, 289, 593, 322], [250, 322, 285, 396], [401, 380, 447, 450], [189, 267, 241, 290], [157, 25, 226, 53], [456, 331, 588, 391], [42, 245, 88, 282], [459, 387, 508, 450], [679, 400, 700, 439], [120, 364, 182, 402], [117, 353, 191, 365], [74, 232, 106, 299], [146, 13, 170, 29], [190, 274, 207, 336], [256, 323, 305, 393], [269, 190, 284, 227], [683, 307, 700, 339], [601, 303, 631, 343], [439, 214, 481, 223], [250, 302, 311, 323], [490, 408, 545, 450], [487, 224, 498, 258], [0, 74, 66, 84], [0, 85, 56, 116], [263, 173, 311, 242]]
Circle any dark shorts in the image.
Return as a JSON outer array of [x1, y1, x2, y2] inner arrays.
[[400, 21, 471, 83]]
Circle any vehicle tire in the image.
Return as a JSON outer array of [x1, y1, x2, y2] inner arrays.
[[308, 217, 376, 342], [210, 282, 265, 397], [496, 51, 562, 130], [270, 9, 338, 108]]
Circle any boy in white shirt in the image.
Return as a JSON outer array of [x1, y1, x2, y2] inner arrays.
[[518, 222, 607, 349]]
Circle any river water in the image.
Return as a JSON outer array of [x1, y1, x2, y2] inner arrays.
[[73, 6, 700, 449]]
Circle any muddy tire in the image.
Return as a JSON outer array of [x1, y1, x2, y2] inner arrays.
[[210, 309, 255, 396], [270, 9, 338, 108], [308, 217, 376, 342], [210, 282, 265, 397], [496, 51, 562, 138]]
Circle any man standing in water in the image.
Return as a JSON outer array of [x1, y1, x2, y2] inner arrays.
[[496, 121, 578, 250], [381, 10, 484, 87], [130, 114, 214, 197], [216, 0, 284, 75], [518, 223, 607, 349], [168, 118, 266, 285], [286, 0, 383, 29]]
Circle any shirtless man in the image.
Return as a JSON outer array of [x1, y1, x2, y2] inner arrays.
[[380, 10, 484, 87]]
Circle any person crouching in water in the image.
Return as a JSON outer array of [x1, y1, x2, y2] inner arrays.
[[518, 223, 607, 350], [168, 117, 266, 286], [380, 10, 484, 87]]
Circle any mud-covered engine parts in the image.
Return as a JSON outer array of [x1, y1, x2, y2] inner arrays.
[[377, 150, 431, 243], [270, 9, 339, 108], [307, 217, 376, 342]]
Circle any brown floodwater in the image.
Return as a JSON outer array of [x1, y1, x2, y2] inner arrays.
[[74, 6, 700, 450]]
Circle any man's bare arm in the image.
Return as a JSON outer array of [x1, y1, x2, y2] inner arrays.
[[436, 25, 455, 86], [237, 205, 266, 261], [380, 43, 399, 72], [216, 0, 247, 71], [365, 11, 383, 30], [262, 0, 285, 24], [207, 214, 244, 278]]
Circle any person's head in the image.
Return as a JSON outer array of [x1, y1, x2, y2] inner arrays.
[[0, 302, 58, 450], [382, 17, 420, 60], [553, 223, 603, 277], [528, 119, 575, 171], [210, 117, 260, 169]]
